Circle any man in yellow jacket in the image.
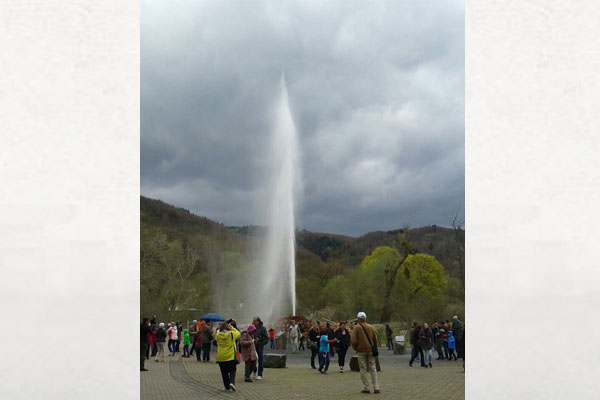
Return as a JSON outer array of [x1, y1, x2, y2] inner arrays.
[[215, 321, 240, 391], [350, 312, 380, 394]]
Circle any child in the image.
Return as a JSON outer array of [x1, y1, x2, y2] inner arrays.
[[183, 329, 190, 357], [268, 328, 276, 349], [240, 324, 258, 382], [318, 329, 338, 374], [447, 330, 457, 361]]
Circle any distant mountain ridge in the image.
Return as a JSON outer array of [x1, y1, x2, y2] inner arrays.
[[140, 196, 464, 279]]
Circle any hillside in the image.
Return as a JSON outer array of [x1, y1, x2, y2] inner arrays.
[[141, 196, 464, 279]]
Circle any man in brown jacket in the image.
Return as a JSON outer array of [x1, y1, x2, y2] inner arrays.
[[350, 312, 380, 394]]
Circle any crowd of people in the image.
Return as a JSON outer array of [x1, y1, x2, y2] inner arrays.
[[141, 312, 464, 394]]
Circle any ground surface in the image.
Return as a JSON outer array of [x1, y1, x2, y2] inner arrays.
[[141, 346, 465, 399]]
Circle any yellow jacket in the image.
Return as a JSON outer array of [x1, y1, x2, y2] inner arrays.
[[216, 326, 240, 362]]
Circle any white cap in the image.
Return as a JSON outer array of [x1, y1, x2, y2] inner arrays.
[[357, 312, 367, 319], [453, 315, 458, 319], [159, 322, 165, 327]]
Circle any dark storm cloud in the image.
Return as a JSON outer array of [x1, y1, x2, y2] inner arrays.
[[141, 0, 464, 236]]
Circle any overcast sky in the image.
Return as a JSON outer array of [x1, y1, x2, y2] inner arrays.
[[141, 0, 464, 237]]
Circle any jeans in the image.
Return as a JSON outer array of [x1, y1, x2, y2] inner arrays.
[[256, 346, 264, 377], [357, 352, 379, 391], [337, 347, 347, 367], [269, 338, 275, 349], [318, 352, 330, 371], [202, 342, 212, 361], [410, 346, 425, 366], [168, 339, 176, 355], [387, 337, 393, 350], [183, 344, 189, 357], [423, 348, 432, 365], [218, 360, 237, 389], [290, 336, 298, 352], [151, 343, 157, 357]]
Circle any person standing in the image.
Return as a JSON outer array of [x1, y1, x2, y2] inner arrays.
[[325, 323, 335, 357], [432, 323, 444, 360], [334, 321, 351, 373], [182, 328, 190, 357], [268, 327, 276, 349], [298, 324, 305, 351], [189, 320, 198, 357], [146, 326, 156, 359], [201, 320, 214, 362], [308, 322, 320, 369], [289, 323, 299, 354], [155, 322, 167, 362], [318, 329, 338, 374], [167, 322, 178, 356], [420, 323, 434, 368], [140, 317, 152, 371], [441, 327, 450, 360], [175, 321, 182, 353], [409, 323, 425, 367], [351, 312, 380, 394], [216, 321, 240, 391], [448, 330, 458, 360], [240, 324, 258, 382], [452, 316, 463, 358], [385, 324, 393, 350], [252, 316, 269, 380]]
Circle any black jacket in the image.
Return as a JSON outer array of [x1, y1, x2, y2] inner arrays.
[[308, 328, 319, 343], [156, 327, 167, 343], [254, 324, 269, 349], [140, 323, 152, 345], [334, 328, 351, 351]]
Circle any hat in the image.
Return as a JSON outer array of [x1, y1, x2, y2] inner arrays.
[[247, 324, 256, 333], [159, 322, 165, 328], [357, 312, 367, 319], [453, 315, 458, 319]]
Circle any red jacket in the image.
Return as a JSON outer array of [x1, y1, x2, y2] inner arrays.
[[148, 330, 157, 345], [268, 329, 276, 338]]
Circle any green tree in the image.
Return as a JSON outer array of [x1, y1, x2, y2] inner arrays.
[[395, 253, 447, 300]]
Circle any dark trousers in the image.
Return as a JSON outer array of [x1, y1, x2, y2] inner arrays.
[[189, 336, 195, 355], [202, 342, 212, 361], [183, 344, 189, 357], [337, 347, 347, 367], [455, 338, 463, 358], [244, 360, 257, 379], [195, 344, 202, 360], [256, 346, 264, 376], [168, 339, 175, 354], [299, 337, 305, 350], [443, 342, 449, 359], [175, 340, 181, 352], [145, 344, 151, 359], [318, 352, 330, 371], [269, 338, 275, 349], [310, 344, 318, 368], [387, 337, 393, 350], [410, 346, 425, 366], [448, 349, 457, 360], [218, 360, 237, 389], [435, 343, 444, 359], [140, 344, 148, 370], [151, 343, 157, 357]]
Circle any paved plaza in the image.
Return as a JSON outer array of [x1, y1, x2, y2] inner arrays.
[[141, 346, 465, 399]]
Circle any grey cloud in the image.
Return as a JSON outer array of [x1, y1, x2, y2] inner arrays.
[[141, 0, 464, 236]]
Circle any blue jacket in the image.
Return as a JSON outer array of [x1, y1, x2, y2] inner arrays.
[[448, 331, 456, 350], [319, 335, 332, 353]]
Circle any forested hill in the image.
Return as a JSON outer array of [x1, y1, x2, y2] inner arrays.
[[140, 196, 464, 279]]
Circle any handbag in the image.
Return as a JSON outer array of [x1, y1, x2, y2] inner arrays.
[[231, 332, 240, 364], [359, 323, 379, 357]]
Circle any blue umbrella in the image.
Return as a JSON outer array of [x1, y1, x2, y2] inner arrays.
[[199, 312, 225, 322]]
